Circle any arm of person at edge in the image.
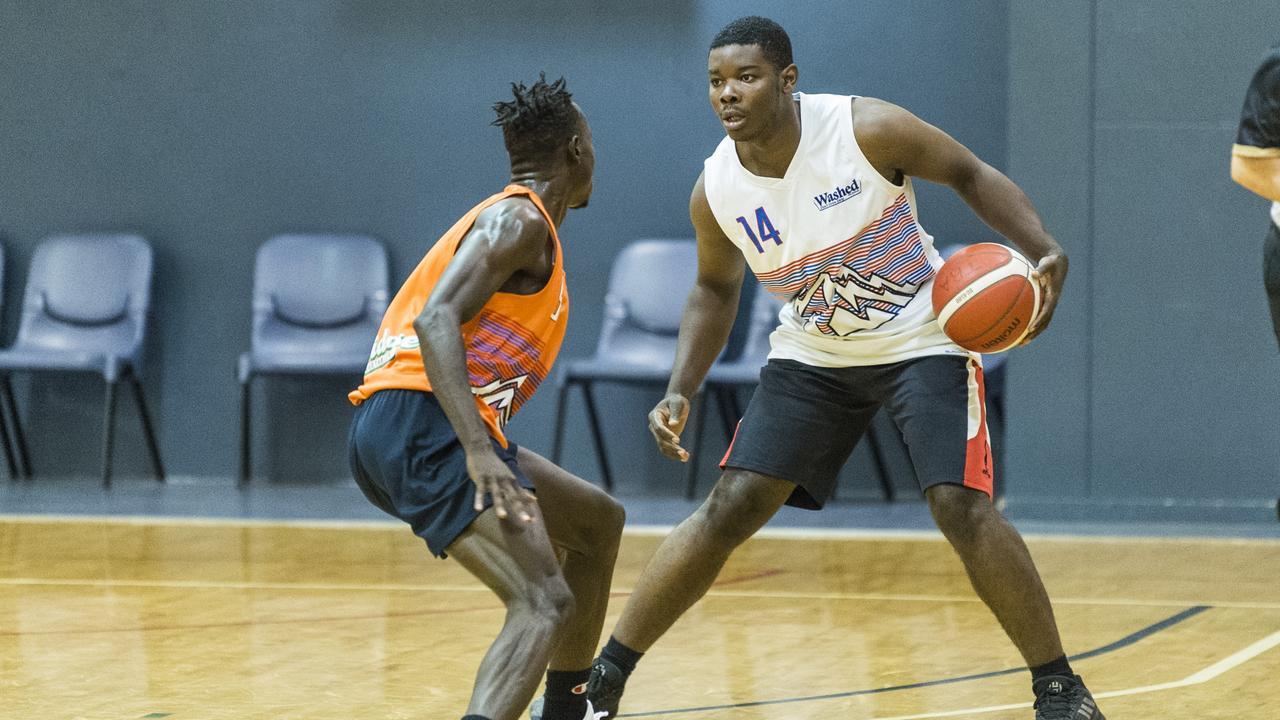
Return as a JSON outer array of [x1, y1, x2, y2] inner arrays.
[[1231, 154, 1280, 202], [853, 97, 1067, 343], [648, 170, 747, 462], [413, 199, 549, 523]]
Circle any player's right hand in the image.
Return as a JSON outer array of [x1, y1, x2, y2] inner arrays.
[[648, 393, 691, 462], [466, 449, 536, 523]]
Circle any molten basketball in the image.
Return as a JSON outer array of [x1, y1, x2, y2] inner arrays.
[[932, 243, 1041, 353]]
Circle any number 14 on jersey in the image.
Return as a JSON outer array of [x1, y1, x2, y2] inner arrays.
[[736, 207, 783, 254]]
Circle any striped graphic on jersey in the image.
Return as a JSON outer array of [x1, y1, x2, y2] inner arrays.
[[465, 310, 549, 427], [755, 194, 934, 336]]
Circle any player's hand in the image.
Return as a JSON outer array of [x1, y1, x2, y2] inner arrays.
[[648, 393, 691, 462], [466, 448, 536, 523], [1023, 252, 1068, 344]]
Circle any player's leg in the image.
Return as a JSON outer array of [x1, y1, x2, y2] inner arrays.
[[610, 467, 794, 651], [448, 505, 576, 720], [592, 359, 881, 716], [514, 446, 624, 719], [348, 390, 574, 720], [887, 356, 1103, 719], [1263, 222, 1280, 350]]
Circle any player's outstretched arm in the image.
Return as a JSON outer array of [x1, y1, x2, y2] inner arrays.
[[853, 97, 1067, 343], [413, 199, 547, 522], [649, 172, 747, 462]]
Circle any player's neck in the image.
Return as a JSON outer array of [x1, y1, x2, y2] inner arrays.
[[734, 100, 802, 179], [508, 173, 570, 228]]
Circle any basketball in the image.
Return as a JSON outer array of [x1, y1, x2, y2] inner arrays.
[[931, 243, 1041, 353]]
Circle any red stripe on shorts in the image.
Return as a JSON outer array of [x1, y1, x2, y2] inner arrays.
[[719, 420, 743, 469], [963, 359, 994, 497]]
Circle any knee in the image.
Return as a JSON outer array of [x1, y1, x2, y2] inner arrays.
[[926, 484, 997, 543], [695, 473, 775, 547], [513, 573, 576, 628], [597, 493, 626, 542]]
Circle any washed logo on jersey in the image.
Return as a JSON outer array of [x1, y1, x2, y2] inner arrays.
[[756, 194, 933, 336], [813, 178, 862, 211]]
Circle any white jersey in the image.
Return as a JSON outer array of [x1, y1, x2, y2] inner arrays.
[[703, 92, 969, 367]]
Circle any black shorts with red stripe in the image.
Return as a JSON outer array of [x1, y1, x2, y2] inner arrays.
[[720, 354, 993, 509]]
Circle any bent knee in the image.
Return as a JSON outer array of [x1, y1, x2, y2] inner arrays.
[[509, 573, 575, 626], [696, 471, 786, 546], [926, 483, 998, 536]]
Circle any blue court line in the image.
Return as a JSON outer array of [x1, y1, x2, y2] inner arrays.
[[618, 605, 1211, 717]]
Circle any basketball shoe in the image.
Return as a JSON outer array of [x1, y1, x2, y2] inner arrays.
[[1032, 675, 1104, 719], [528, 697, 608, 720], [584, 657, 626, 719]]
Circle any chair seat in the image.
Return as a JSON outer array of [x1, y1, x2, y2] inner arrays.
[[560, 355, 673, 384], [239, 351, 366, 381], [705, 361, 765, 386], [0, 346, 120, 378]]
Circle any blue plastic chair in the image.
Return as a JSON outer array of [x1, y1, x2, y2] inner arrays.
[[238, 234, 388, 484], [0, 234, 163, 485], [549, 239, 698, 491]]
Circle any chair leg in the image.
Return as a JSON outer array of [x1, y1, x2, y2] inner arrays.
[[714, 385, 738, 441], [2, 375, 32, 479], [0, 390, 17, 480], [128, 373, 165, 482], [550, 379, 571, 466], [238, 378, 252, 486], [101, 379, 119, 487], [683, 392, 709, 501], [864, 420, 895, 502], [579, 381, 613, 492]]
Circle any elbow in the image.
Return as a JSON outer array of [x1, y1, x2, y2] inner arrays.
[[412, 303, 452, 337]]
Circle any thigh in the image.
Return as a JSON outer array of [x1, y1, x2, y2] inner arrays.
[[513, 445, 620, 557], [722, 359, 883, 509], [446, 504, 564, 604], [884, 354, 993, 498]]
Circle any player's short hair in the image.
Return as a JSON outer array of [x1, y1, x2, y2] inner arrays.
[[710, 16, 794, 71], [492, 74, 578, 162]]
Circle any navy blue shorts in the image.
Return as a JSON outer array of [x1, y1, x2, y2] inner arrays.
[[347, 389, 535, 558], [720, 355, 993, 510]]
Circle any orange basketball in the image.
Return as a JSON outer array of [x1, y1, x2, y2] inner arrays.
[[931, 243, 1041, 353]]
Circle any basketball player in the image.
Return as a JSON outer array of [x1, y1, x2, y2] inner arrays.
[[1231, 43, 1280, 349], [347, 76, 621, 720], [584, 18, 1103, 720]]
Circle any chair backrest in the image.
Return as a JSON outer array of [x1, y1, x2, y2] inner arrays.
[[736, 285, 784, 365], [251, 234, 388, 359], [16, 234, 153, 362], [595, 239, 698, 365]]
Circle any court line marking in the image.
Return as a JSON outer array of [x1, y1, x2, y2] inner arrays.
[[619, 607, 1212, 717], [1, 514, 1276, 544], [857, 629, 1280, 720], [3, 577, 1279, 610]]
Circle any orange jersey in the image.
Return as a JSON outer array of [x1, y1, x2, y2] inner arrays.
[[348, 185, 568, 447]]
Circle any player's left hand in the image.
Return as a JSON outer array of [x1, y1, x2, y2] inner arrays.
[[1023, 252, 1068, 344]]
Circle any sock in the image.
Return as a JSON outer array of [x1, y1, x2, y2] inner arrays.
[[1030, 655, 1074, 681], [600, 636, 644, 679], [540, 668, 590, 720]]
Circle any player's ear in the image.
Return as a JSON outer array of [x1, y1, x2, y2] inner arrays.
[[567, 134, 583, 164], [780, 63, 798, 93]]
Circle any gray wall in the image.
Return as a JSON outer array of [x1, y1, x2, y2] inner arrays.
[[0, 0, 1008, 494], [1005, 1, 1280, 521]]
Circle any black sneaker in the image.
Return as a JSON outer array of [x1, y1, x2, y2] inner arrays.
[[529, 696, 604, 720], [1032, 674, 1105, 720], [585, 657, 627, 718]]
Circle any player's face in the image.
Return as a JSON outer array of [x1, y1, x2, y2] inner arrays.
[[707, 44, 791, 142], [569, 104, 594, 209]]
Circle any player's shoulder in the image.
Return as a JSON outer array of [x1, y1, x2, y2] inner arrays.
[[473, 195, 551, 257]]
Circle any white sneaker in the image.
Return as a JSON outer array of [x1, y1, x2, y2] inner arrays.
[[529, 696, 608, 720]]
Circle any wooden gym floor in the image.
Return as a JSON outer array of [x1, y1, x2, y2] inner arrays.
[[0, 516, 1276, 719]]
